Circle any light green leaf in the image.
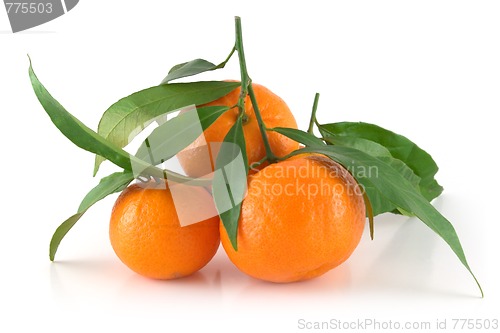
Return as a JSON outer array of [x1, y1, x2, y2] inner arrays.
[[94, 81, 240, 175], [78, 172, 134, 212], [136, 106, 229, 165], [50, 171, 134, 261], [324, 135, 392, 158]]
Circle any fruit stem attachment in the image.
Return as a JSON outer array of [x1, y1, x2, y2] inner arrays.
[[234, 16, 277, 163], [307, 93, 320, 134]]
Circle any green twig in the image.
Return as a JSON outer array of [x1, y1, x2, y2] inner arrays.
[[234, 16, 277, 163], [307, 93, 320, 134], [234, 18, 250, 119], [249, 156, 268, 171]]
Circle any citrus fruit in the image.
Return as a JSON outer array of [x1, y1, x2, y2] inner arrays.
[[220, 154, 366, 283], [177, 83, 299, 177], [109, 180, 220, 279]]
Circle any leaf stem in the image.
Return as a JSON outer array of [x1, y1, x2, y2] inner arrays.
[[131, 156, 210, 186], [307, 93, 320, 134], [234, 16, 277, 163], [216, 46, 236, 69]]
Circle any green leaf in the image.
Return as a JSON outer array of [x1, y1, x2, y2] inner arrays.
[[78, 171, 134, 212], [363, 191, 374, 240], [321, 131, 422, 190], [29, 59, 186, 182], [29, 60, 132, 171], [220, 116, 249, 174], [289, 145, 482, 297], [163, 59, 217, 84], [135, 106, 229, 165], [94, 81, 240, 175], [322, 136, 401, 215], [277, 127, 421, 216], [358, 156, 421, 216], [50, 171, 134, 261], [324, 135, 392, 158], [161, 47, 235, 84], [212, 116, 248, 250], [319, 122, 443, 201], [49, 213, 84, 261], [270, 127, 326, 147]]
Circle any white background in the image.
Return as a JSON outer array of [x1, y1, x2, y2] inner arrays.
[[1, 1, 499, 332]]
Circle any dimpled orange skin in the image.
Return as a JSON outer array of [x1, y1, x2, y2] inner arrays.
[[177, 83, 299, 177], [220, 155, 366, 283], [109, 182, 220, 280]]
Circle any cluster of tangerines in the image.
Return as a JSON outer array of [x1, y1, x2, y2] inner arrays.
[[110, 83, 366, 282]]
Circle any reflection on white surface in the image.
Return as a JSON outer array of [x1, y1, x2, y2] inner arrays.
[[48, 205, 477, 309], [2, 194, 492, 333]]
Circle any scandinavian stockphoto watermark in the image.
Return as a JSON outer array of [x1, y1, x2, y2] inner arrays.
[[3, 0, 78, 33], [129, 105, 374, 227], [130, 105, 248, 228], [249, 159, 372, 201]]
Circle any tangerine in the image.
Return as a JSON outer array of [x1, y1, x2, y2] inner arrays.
[[177, 83, 299, 177], [109, 181, 220, 279], [220, 155, 366, 282]]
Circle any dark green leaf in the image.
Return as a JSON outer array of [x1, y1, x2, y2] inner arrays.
[[361, 182, 397, 216], [94, 81, 240, 175], [320, 122, 443, 201], [78, 171, 134, 212], [135, 106, 229, 165], [270, 127, 326, 147], [49, 213, 84, 261], [50, 171, 134, 261], [213, 116, 248, 250], [322, 131, 421, 191], [163, 59, 217, 84], [278, 127, 421, 216], [289, 145, 482, 297], [325, 137, 420, 213], [216, 116, 249, 175], [29, 60, 132, 171], [363, 191, 374, 240], [217, 198, 244, 250], [29, 60, 187, 182], [357, 156, 421, 216], [161, 47, 235, 84]]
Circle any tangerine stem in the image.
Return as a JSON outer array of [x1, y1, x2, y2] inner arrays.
[[307, 93, 320, 134], [234, 18, 249, 119], [234, 16, 277, 163]]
